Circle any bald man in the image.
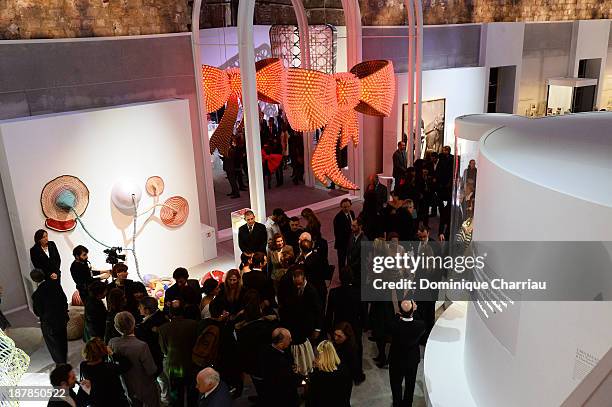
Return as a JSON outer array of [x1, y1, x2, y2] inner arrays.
[[196, 367, 232, 407], [388, 300, 426, 407], [260, 328, 300, 407]]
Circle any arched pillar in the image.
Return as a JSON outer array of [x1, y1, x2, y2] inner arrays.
[[190, 0, 218, 229]]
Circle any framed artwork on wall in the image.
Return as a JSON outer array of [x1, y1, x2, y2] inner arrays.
[[402, 98, 446, 158]]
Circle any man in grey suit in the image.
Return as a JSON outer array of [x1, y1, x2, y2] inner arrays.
[[392, 140, 408, 191], [109, 311, 161, 407]]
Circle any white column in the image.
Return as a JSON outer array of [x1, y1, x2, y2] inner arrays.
[[190, 0, 218, 229], [237, 0, 266, 222], [341, 0, 364, 196]]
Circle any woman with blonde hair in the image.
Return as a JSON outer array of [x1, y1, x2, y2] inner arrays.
[[307, 340, 352, 406], [79, 337, 130, 406], [215, 269, 245, 318]]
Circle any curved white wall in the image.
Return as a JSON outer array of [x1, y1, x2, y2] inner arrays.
[[459, 113, 612, 407]]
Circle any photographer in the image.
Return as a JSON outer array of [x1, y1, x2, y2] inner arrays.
[[70, 245, 111, 305]]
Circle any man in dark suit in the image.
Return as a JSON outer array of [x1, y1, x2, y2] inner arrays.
[[260, 328, 300, 407], [238, 210, 268, 254], [47, 364, 90, 407], [414, 224, 442, 345], [388, 300, 426, 407], [223, 138, 243, 199], [333, 198, 355, 269], [196, 367, 233, 407], [243, 252, 275, 307], [285, 216, 304, 255], [347, 217, 368, 283], [298, 239, 327, 307], [392, 140, 408, 192], [31, 269, 68, 364], [163, 267, 201, 314]]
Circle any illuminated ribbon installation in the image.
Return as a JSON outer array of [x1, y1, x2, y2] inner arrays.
[[202, 59, 394, 189], [202, 58, 285, 156], [284, 60, 395, 189]]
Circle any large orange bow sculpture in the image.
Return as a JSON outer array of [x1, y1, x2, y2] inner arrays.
[[284, 60, 395, 189], [202, 58, 285, 156]]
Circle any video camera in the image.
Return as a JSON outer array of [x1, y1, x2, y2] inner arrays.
[[104, 247, 126, 265]]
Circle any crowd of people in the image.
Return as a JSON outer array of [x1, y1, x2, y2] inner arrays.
[[28, 142, 459, 407], [222, 108, 305, 198]]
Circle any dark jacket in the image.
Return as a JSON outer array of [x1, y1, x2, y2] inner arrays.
[[325, 284, 362, 334], [260, 345, 300, 407], [198, 380, 233, 407], [347, 233, 368, 281], [84, 296, 107, 340], [235, 315, 279, 375], [30, 241, 61, 279], [389, 315, 426, 367], [301, 252, 328, 302], [158, 317, 199, 378], [79, 360, 130, 406], [333, 210, 355, 250], [32, 280, 68, 324], [238, 222, 268, 254], [279, 282, 322, 344], [242, 269, 275, 305], [136, 310, 169, 374], [163, 281, 201, 311], [392, 149, 408, 179], [306, 364, 352, 407], [106, 279, 139, 318], [70, 260, 99, 297], [47, 387, 88, 407]]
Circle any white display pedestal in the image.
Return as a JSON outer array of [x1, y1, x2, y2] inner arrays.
[[201, 223, 217, 261], [231, 208, 251, 266], [424, 301, 476, 407]]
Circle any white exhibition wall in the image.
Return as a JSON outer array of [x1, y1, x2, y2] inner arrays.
[[382, 67, 487, 175], [0, 100, 204, 301]]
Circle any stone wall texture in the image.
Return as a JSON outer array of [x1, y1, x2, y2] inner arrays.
[[1, 0, 610, 39], [0, 0, 191, 39]]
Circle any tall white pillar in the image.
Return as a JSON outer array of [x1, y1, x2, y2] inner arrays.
[[237, 0, 266, 222]]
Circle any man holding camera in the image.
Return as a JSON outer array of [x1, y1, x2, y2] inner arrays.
[[70, 245, 111, 305]]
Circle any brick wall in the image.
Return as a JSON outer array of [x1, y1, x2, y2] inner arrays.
[[0, 0, 191, 39], [1, 0, 609, 39]]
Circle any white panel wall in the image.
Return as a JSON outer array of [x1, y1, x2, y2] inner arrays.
[[0, 100, 204, 302], [479, 22, 525, 113], [569, 19, 611, 107], [382, 67, 487, 175]]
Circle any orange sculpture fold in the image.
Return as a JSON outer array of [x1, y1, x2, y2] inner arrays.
[[202, 58, 285, 156], [308, 60, 395, 190], [201, 58, 395, 190]]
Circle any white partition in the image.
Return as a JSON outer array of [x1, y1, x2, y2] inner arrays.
[[451, 112, 612, 407], [0, 100, 204, 301]]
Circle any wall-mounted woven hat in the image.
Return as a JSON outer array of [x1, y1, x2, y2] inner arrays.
[[40, 175, 89, 232], [160, 196, 189, 228], [145, 176, 165, 197]]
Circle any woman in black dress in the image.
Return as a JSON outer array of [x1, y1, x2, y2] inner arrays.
[[79, 337, 130, 406], [307, 340, 352, 407], [29, 229, 62, 280]]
